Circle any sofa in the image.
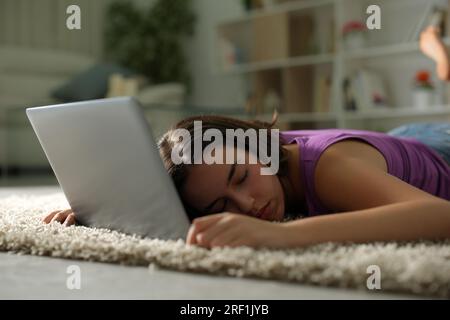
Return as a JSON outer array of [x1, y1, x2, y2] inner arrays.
[[0, 46, 186, 172]]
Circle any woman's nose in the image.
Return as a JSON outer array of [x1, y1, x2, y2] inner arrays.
[[230, 191, 255, 215]]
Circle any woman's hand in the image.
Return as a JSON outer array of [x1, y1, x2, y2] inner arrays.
[[42, 209, 77, 226], [186, 212, 289, 249]]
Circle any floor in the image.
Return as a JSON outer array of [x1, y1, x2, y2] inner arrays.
[[0, 184, 421, 300], [2, 251, 423, 300]]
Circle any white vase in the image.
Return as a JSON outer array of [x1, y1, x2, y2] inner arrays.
[[344, 32, 366, 51], [413, 89, 434, 110]]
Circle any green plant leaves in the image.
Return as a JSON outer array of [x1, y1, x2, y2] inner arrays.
[[103, 0, 196, 87]]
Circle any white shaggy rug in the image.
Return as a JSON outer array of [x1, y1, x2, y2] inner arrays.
[[1, 193, 449, 298]]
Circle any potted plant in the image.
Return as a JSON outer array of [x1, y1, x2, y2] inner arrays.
[[413, 70, 435, 110], [342, 21, 367, 51], [103, 0, 196, 90]]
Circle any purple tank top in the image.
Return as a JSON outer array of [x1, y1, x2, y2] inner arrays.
[[280, 129, 450, 216]]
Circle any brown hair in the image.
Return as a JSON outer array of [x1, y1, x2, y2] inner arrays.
[[157, 114, 288, 220]]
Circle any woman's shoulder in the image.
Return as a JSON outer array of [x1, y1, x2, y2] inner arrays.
[[282, 129, 389, 172], [323, 139, 388, 173]]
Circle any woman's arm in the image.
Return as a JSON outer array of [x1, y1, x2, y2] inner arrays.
[[282, 142, 450, 247], [282, 199, 450, 248], [186, 142, 450, 250]]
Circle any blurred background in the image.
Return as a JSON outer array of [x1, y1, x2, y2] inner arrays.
[[0, 0, 450, 187]]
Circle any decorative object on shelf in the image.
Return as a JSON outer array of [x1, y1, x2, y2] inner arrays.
[[219, 38, 246, 70], [343, 77, 357, 111], [313, 74, 332, 113], [103, 0, 196, 89], [412, 70, 435, 110], [350, 69, 389, 111], [219, 38, 236, 70], [342, 20, 368, 51], [262, 89, 281, 114]]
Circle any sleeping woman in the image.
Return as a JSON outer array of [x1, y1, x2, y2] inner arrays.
[[42, 26, 450, 249], [43, 114, 450, 249]]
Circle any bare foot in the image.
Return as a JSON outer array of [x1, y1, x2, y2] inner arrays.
[[420, 26, 450, 81]]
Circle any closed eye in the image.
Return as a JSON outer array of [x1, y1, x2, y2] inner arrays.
[[238, 169, 248, 184], [220, 199, 228, 212], [211, 198, 228, 214]]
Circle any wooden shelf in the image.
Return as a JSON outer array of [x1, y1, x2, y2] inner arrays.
[[254, 105, 450, 123], [223, 53, 335, 74], [212, 39, 440, 73], [343, 38, 450, 60], [215, 35, 449, 72], [218, 0, 335, 26]]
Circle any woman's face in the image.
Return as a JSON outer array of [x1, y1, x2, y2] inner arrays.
[[180, 150, 285, 221]]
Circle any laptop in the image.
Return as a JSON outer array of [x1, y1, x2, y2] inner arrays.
[[26, 96, 190, 241]]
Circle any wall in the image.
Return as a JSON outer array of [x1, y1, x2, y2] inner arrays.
[[0, 0, 108, 57]]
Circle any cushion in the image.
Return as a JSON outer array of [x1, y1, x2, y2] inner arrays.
[[51, 63, 136, 102]]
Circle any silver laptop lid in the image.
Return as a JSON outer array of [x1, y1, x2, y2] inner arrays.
[[26, 97, 190, 241]]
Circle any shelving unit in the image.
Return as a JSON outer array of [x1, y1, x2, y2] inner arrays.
[[214, 0, 450, 131]]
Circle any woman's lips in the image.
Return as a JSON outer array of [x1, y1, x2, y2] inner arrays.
[[256, 202, 271, 220]]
